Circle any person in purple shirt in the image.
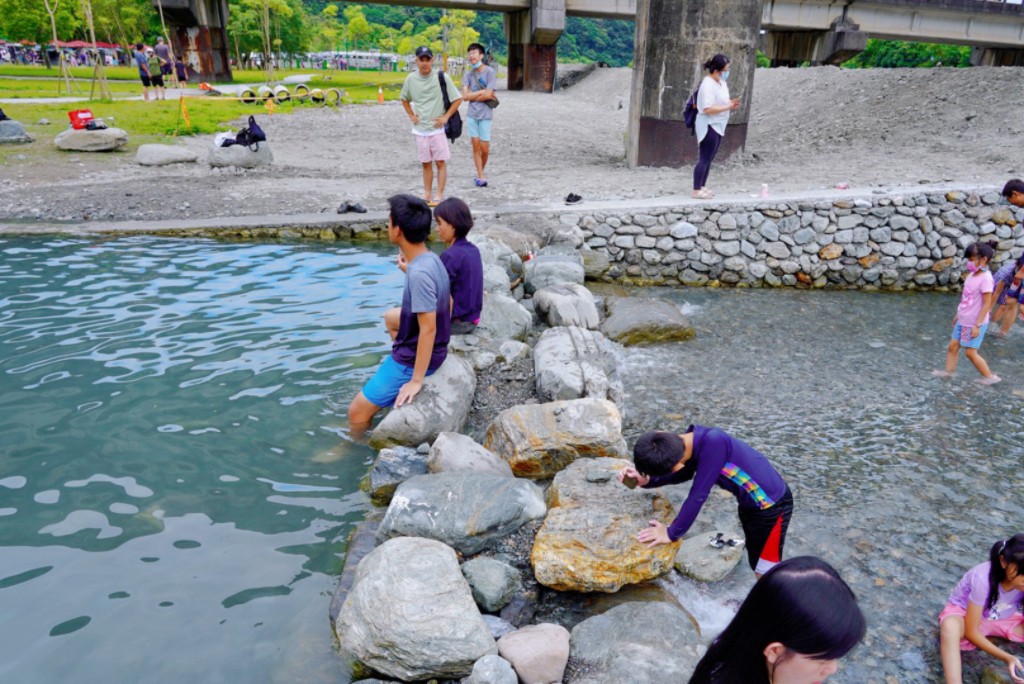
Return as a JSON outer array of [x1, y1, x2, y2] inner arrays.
[[619, 426, 793, 577], [348, 194, 451, 438], [434, 197, 483, 334]]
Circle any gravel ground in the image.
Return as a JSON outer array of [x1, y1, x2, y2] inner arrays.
[[1, 65, 1022, 223]]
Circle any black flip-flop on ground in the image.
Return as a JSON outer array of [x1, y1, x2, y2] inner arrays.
[[349, 202, 367, 213], [336, 201, 350, 214], [565, 193, 582, 205]]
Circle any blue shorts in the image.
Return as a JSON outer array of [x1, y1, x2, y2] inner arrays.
[[952, 322, 989, 349], [466, 117, 492, 142], [361, 355, 435, 408]]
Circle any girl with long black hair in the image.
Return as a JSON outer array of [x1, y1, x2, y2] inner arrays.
[[689, 556, 866, 684]]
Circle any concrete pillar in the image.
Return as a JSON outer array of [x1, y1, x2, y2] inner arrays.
[[971, 47, 1024, 67], [627, 0, 761, 168], [764, 19, 865, 67], [157, 0, 232, 81], [504, 0, 564, 92]]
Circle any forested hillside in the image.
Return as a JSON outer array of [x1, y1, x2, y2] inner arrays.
[[302, 1, 636, 65]]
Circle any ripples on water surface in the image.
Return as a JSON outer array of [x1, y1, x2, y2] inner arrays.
[[0, 237, 398, 683], [621, 287, 1024, 683]]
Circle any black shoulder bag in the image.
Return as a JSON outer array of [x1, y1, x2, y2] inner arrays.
[[438, 71, 462, 142]]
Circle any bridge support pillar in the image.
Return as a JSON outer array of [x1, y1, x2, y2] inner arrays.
[[971, 46, 1024, 67], [504, 0, 564, 92], [764, 18, 866, 67], [627, 0, 760, 167], [155, 0, 232, 82]]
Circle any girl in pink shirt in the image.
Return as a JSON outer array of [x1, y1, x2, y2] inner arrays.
[[933, 240, 1000, 385], [939, 534, 1024, 684]]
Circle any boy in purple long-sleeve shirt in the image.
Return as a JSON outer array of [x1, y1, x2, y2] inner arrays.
[[619, 426, 794, 577]]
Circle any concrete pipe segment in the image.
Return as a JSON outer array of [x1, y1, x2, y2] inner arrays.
[[273, 85, 291, 103], [239, 88, 257, 104]]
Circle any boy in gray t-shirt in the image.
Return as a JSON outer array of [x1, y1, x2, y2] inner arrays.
[[348, 194, 451, 437], [461, 43, 498, 187]]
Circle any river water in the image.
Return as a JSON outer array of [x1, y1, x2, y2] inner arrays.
[[0, 237, 392, 683], [2, 238, 1020, 683], [618, 287, 1024, 683]]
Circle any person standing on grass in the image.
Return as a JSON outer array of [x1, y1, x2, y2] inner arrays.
[[400, 46, 462, 207], [692, 53, 740, 200], [154, 37, 172, 80], [146, 48, 166, 101], [461, 43, 497, 188], [133, 43, 152, 102]]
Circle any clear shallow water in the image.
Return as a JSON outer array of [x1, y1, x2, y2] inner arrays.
[[620, 288, 1024, 683], [0, 237, 399, 683]]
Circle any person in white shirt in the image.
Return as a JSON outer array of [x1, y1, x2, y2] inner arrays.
[[693, 53, 740, 200]]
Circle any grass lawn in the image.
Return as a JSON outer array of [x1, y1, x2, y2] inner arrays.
[[0, 77, 140, 98]]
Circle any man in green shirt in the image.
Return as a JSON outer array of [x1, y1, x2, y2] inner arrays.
[[400, 46, 462, 206]]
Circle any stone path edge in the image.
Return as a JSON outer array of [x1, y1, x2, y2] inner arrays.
[[0, 183, 1001, 238]]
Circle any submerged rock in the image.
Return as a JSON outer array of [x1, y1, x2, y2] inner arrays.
[[336, 537, 497, 681], [533, 326, 623, 404], [531, 458, 678, 592], [376, 473, 546, 555], [533, 283, 600, 329], [54, 127, 128, 152], [369, 354, 475, 449], [428, 431, 513, 478], [366, 445, 428, 506], [497, 623, 571, 684], [600, 296, 694, 346], [566, 602, 703, 683], [484, 398, 627, 479]]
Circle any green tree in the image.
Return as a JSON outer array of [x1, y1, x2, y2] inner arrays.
[[843, 39, 972, 68], [0, 0, 80, 67], [91, 0, 156, 49]]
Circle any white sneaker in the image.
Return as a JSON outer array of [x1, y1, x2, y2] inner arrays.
[[931, 369, 953, 378], [976, 375, 1002, 386]]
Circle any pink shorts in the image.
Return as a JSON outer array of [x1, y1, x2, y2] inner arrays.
[[938, 602, 1024, 651], [415, 133, 450, 163]]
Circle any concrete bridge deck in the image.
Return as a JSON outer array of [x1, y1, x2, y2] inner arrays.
[[374, 0, 1024, 48]]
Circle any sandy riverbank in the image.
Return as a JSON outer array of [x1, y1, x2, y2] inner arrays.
[[1, 65, 1021, 224]]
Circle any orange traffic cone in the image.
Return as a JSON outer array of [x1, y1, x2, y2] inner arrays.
[[377, 85, 384, 104]]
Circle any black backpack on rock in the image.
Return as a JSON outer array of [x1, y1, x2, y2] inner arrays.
[[228, 115, 267, 151]]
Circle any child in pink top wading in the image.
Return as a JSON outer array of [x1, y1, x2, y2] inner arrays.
[[933, 240, 1000, 384], [939, 535, 1024, 684]]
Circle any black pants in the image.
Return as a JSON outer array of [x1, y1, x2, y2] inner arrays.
[[693, 127, 723, 191], [738, 485, 794, 573]]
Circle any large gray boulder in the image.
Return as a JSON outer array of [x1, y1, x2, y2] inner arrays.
[[461, 557, 522, 613], [600, 296, 694, 346], [473, 226, 539, 265], [366, 445, 428, 505], [476, 293, 532, 342], [428, 432, 514, 478], [581, 249, 610, 280], [136, 143, 198, 166], [53, 127, 128, 152], [208, 141, 273, 168], [483, 263, 512, 294], [0, 120, 32, 144], [567, 602, 704, 683], [533, 327, 623, 404], [674, 529, 745, 583], [530, 458, 678, 593], [376, 473, 547, 555], [484, 398, 627, 479], [369, 354, 476, 449], [533, 283, 600, 329], [463, 655, 518, 684], [525, 249, 585, 293], [336, 537, 497, 681]]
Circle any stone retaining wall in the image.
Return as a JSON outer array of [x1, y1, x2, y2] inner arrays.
[[570, 190, 1023, 290]]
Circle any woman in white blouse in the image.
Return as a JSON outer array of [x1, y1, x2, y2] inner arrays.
[[693, 53, 740, 199]]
